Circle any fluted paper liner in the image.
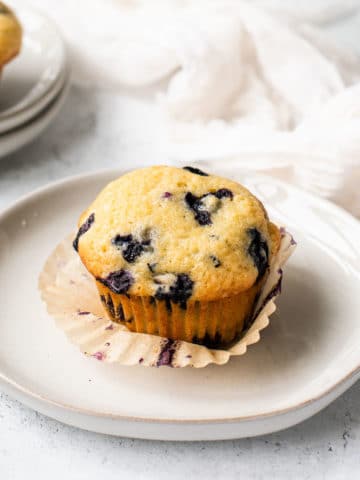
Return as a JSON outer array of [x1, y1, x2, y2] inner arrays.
[[39, 229, 295, 368]]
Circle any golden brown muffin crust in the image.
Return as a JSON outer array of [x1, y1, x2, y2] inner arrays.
[[75, 166, 280, 302]]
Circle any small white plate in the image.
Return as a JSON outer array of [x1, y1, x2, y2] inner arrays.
[[0, 70, 69, 159], [0, 6, 67, 134], [0, 169, 359, 441]]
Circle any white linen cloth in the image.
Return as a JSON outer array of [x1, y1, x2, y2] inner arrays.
[[22, 0, 360, 215]]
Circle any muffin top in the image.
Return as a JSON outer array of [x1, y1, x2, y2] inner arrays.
[[75, 166, 280, 303], [0, 2, 21, 67]]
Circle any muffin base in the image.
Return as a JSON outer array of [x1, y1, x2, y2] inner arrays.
[[40, 229, 295, 367], [96, 281, 262, 348]]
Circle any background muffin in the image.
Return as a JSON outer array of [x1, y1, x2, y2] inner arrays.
[[0, 2, 21, 70], [73, 165, 280, 347]]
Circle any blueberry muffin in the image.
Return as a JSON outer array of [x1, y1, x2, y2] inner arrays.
[[73, 166, 280, 348], [0, 2, 21, 71]]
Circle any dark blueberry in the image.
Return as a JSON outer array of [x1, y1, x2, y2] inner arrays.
[[210, 255, 221, 268], [147, 263, 157, 273], [185, 189, 232, 226], [97, 270, 134, 294], [155, 273, 194, 310], [185, 192, 212, 226], [183, 166, 209, 176], [214, 188, 233, 200], [184, 191, 197, 208], [156, 339, 178, 367], [73, 213, 95, 251], [247, 228, 269, 282], [139, 358, 144, 364], [113, 234, 132, 244], [112, 233, 152, 263], [194, 209, 212, 226], [123, 242, 144, 263]]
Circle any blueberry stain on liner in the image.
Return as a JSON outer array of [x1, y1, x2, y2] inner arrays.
[[156, 339, 178, 367]]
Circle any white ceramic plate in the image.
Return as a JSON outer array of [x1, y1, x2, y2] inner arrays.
[[0, 169, 359, 441], [0, 70, 69, 159], [0, 6, 67, 133]]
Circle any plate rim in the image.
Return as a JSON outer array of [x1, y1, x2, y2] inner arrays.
[[0, 63, 68, 135], [0, 68, 70, 159], [0, 168, 360, 425]]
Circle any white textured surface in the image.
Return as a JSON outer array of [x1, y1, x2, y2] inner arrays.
[[1, 386, 360, 479], [1, 2, 360, 479]]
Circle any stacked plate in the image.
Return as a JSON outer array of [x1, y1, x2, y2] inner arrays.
[[0, 6, 69, 158]]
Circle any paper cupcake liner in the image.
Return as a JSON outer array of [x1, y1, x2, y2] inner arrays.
[[96, 281, 262, 348], [39, 229, 295, 368]]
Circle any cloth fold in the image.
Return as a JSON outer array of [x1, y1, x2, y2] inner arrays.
[[18, 0, 360, 215]]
